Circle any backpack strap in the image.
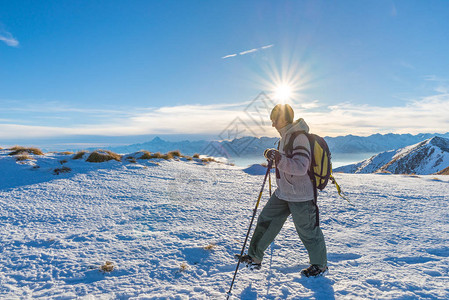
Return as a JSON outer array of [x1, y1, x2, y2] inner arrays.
[[283, 130, 305, 158]]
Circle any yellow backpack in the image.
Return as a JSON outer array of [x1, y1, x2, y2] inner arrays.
[[284, 131, 350, 203]]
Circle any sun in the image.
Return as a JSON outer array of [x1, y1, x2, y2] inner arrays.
[[273, 83, 293, 103]]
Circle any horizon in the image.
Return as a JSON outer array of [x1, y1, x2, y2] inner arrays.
[[2, 131, 449, 152], [2, 1, 449, 143]]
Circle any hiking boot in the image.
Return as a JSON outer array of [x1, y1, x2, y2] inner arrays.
[[235, 254, 262, 270], [301, 265, 328, 277]]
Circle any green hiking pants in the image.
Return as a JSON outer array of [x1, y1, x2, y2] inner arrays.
[[248, 193, 327, 267]]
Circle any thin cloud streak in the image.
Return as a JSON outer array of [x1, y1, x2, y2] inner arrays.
[[0, 30, 19, 47], [239, 48, 258, 55], [222, 44, 274, 59], [221, 54, 237, 59]]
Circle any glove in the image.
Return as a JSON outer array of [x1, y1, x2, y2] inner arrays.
[[264, 148, 281, 164]]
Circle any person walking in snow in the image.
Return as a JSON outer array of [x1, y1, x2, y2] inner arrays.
[[239, 104, 328, 277]]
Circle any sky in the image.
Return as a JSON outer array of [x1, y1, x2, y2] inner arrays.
[[1, 0, 449, 147]]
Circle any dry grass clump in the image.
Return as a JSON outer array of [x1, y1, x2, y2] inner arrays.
[[151, 152, 165, 159], [161, 153, 174, 160], [193, 153, 200, 159], [138, 150, 153, 159], [86, 150, 122, 163], [406, 173, 420, 178], [179, 262, 188, 272], [126, 157, 137, 163], [100, 261, 114, 273], [201, 157, 218, 163], [376, 169, 392, 174], [139, 151, 174, 160], [203, 243, 216, 250], [73, 151, 88, 160], [53, 166, 71, 175], [437, 166, 449, 175], [137, 150, 198, 161], [8, 146, 44, 156], [16, 154, 31, 161], [168, 150, 181, 157], [58, 151, 74, 155]]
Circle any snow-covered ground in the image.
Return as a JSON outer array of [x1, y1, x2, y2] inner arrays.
[[0, 150, 448, 299]]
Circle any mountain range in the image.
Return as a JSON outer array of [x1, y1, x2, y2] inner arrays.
[[334, 136, 449, 175], [103, 132, 449, 157]]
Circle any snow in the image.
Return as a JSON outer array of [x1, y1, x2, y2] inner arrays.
[[242, 164, 275, 175], [1, 150, 449, 299]]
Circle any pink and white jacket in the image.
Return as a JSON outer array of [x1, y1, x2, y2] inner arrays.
[[274, 118, 315, 202]]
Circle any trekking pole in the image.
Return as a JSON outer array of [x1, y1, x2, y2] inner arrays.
[[268, 165, 272, 197], [226, 160, 273, 299]]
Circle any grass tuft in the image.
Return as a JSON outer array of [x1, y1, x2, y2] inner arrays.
[[139, 151, 174, 160], [58, 151, 74, 155], [162, 153, 173, 160], [86, 150, 122, 163], [203, 243, 216, 250], [8, 146, 44, 156], [201, 157, 217, 163], [168, 150, 181, 157], [179, 262, 188, 272], [16, 154, 31, 161], [53, 166, 71, 175], [100, 261, 114, 273], [193, 153, 200, 159], [139, 150, 153, 159], [73, 151, 88, 160]]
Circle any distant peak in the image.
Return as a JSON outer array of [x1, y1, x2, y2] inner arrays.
[[151, 136, 164, 142]]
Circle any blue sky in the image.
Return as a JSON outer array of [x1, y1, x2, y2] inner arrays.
[[1, 0, 449, 146]]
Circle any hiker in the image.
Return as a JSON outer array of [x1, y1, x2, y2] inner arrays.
[[240, 104, 328, 277]]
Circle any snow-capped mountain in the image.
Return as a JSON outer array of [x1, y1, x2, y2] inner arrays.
[[104, 136, 279, 157], [103, 132, 449, 157], [325, 132, 449, 153], [334, 136, 449, 175]]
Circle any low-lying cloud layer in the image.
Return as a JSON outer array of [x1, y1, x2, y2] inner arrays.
[[1, 92, 448, 141]]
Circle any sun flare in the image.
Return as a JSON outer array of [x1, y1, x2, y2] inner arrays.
[[273, 84, 293, 103]]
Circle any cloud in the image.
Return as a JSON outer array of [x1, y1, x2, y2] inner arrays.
[[0, 101, 259, 139], [221, 54, 237, 59], [1, 91, 449, 140], [239, 48, 258, 55], [222, 44, 274, 59], [301, 93, 449, 136], [0, 29, 19, 47]]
